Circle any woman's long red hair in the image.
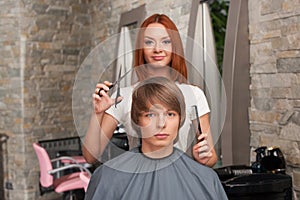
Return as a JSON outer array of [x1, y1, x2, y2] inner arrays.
[[134, 14, 187, 83]]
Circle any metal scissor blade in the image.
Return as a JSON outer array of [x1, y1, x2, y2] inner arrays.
[[97, 66, 132, 97], [114, 67, 122, 108], [112, 66, 132, 86]]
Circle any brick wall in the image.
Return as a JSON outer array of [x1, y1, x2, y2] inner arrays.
[[0, 0, 93, 199], [4, 0, 299, 199], [249, 0, 300, 197], [0, 0, 192, 199], [1, 0, 25, 199]]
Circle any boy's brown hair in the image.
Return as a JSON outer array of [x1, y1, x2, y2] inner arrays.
[[131, 76, 186, 130]]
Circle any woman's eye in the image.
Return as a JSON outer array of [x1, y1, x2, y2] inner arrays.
[[144, 40, 154, 46], [162, 39, 171, 45], [145, 113, 155, 118]]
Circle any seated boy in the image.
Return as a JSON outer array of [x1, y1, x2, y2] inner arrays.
[[85, 76, 228, 200]]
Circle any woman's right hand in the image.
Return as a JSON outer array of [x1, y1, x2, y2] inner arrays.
[[192, 133, 213, 165], [93, 81, 122, 114]]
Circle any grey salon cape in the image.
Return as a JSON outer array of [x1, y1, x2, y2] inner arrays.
[[85, 148, 228, 200]]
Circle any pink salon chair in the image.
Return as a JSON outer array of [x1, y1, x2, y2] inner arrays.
[[33, 142, 91, 199]]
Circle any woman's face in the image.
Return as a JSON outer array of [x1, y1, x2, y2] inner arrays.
[[138, 104, 179, 152], [143, 23, 172, 68]]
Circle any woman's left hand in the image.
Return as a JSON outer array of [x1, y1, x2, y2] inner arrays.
[[192, 133, 213, 165]]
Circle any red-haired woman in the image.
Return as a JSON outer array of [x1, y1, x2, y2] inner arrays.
[[83, 14, 217, 167]]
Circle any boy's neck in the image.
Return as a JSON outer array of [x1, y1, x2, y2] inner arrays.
[[141, 145, 173, 159]]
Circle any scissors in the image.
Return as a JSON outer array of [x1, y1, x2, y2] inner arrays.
[[97, 65, 131, 108]]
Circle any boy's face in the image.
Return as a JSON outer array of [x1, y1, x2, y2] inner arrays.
[[138, 103, 180, 152]]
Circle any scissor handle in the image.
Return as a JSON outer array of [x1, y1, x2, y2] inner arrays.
[[97, 84, 114, 97]]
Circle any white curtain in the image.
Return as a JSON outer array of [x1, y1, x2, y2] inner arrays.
[[115, 26, 133, 87], [188, 2, 225, 159]]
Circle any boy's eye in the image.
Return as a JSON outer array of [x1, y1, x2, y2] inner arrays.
[[167, 111, 177, 117]]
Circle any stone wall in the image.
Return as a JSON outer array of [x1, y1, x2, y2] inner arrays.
[[4, 0, 300, 199], [248, 0, 300, 197], [0, 0, 93, 199], [0, 1, 21, 199], [0, 0, 193, 199]]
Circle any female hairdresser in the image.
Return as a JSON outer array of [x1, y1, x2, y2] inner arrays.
[[82, 14, 217, 167]]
